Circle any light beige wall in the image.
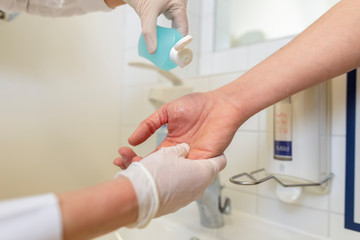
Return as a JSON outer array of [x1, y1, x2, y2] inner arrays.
[[0, 9, 125, 199]]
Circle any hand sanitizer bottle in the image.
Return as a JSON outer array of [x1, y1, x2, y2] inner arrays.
[[138, 25, 193, 71]]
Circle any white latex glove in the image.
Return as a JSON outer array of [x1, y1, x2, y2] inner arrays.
[[115, 143, 226, 228], [0, 0, 111, 17], [124, 0, 188, 54]]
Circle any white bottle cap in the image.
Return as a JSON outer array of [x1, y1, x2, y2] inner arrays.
[[170, 35, 193, 68]]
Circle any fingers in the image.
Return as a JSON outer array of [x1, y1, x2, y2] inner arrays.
[[141, 2, 188, 53], [113, 157, 126, 170], [128, 123, 153, 146], [119, 147, 138, 160], [171, 9, 188, 37], [114, 147, 143, 169], [163, 0, 188, 37]]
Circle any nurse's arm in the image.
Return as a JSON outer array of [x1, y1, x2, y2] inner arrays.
[[57, 176, 137, 240]]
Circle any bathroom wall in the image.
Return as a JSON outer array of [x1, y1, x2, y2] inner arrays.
[[119, 2, 360, 239], [0, 9, 125, 199]]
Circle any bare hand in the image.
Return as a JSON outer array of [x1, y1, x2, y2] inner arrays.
[[114, 90, 245, 169]]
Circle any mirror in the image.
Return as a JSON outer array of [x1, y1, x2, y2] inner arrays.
[[214, 0, 340, 51]]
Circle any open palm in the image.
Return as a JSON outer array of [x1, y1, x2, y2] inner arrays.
[[114, 90, 245, 168]]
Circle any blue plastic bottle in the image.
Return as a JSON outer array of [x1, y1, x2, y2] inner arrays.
[[138, 25, 193, 71]]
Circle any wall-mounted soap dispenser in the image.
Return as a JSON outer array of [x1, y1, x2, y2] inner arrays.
[[230, 82, 333, 203]]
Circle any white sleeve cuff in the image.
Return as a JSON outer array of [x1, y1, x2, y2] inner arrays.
[[0, 193, 62, 240], [77, 0, 113, 13]]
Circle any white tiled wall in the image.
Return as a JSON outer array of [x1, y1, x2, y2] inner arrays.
[[120, 2, 360, 239]]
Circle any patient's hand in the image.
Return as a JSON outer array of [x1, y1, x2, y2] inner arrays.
[[114, 91, 245, 169]]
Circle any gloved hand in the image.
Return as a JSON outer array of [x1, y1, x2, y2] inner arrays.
[[115, 143, 226, 228], [123, 0, 188, 54]]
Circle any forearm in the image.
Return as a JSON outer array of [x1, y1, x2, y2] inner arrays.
[[219, 0, 360, 120], [57, 176, 138, 240]]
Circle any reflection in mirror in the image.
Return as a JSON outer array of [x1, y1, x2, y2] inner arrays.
[[215, 0, 339, 51]]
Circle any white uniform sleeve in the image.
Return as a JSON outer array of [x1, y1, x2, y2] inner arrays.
[[0, 0, 112, 17], [0, 193, 63, 240]]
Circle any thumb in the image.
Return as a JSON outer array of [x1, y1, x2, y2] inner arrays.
[[172, 143, 190, 158], [129, 103, 171, 146], [157, 143, 190, 159], [141, 11, 158, 54], [207, 154, 227, 172], [128, 108, 166, 146]]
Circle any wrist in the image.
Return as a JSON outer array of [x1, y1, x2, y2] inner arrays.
[[214, 59, 290, 123], [104, 0, 126, 8], [116, 162, 159, 228], [210, 82, 253, 127]]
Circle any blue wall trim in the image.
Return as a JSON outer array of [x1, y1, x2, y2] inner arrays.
[[345, 69, 360, 232]]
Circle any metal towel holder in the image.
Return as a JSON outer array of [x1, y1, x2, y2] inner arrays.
[[230, 168, 334, 187]]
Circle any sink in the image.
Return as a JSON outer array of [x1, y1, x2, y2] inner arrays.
[[96, 202, 325, 240], [118, 214, 201, 240]]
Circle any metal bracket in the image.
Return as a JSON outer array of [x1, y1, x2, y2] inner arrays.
[[229, 168, 334, 187]]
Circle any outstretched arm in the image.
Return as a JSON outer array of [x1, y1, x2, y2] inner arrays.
[[1, 145, 225, 240], [220, 0, 360, 118], [60, 144, 225, 239], [58, 177, 137, 240], [116, 0, 360, 165]]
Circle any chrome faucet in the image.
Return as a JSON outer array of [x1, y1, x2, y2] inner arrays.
[[196, 175, 231, 228]]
